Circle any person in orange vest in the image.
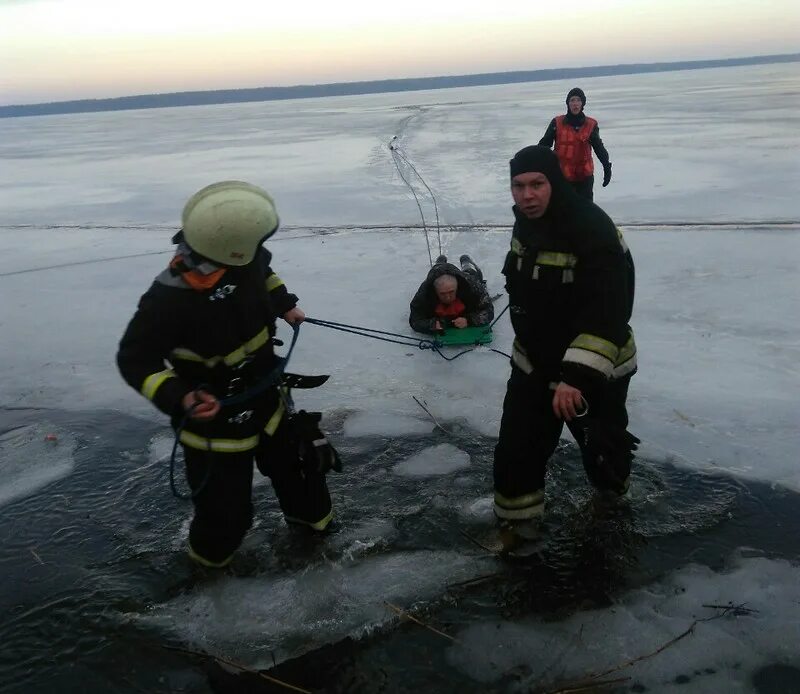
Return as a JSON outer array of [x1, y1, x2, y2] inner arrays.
[[538, 87, 611, 201]]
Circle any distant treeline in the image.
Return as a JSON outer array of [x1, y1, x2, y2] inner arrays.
[[2, 53, 798, 119]]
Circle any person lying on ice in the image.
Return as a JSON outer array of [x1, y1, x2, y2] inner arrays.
[[409, 254, 494, 334], [117, 181, 341, 569]]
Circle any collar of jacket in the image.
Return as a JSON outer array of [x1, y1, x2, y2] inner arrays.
[[564, 111, 587, 127], [170, 241, 227, 290]]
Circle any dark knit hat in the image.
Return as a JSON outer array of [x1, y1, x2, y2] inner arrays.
[[566, 87, 586, 107], [509, 145, 563, 181]]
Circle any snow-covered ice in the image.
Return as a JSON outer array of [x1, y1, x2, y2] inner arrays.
[[0, 61, 798, 692]]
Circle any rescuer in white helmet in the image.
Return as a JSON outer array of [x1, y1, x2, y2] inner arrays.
[[118, 181, 340, 569]]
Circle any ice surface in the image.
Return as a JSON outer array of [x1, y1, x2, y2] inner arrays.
[[137, 549, 488, 665], [449, 553, 800, 692], [2, 224, 796, 491], [0, 424, 75, 506], [0, 65, 800, 489], [1, 62, 798, 693], [343, 410, 435, 437], [392, 442, 470, 477], [0, 63, 797, 228], [459, 495, 496, 523]]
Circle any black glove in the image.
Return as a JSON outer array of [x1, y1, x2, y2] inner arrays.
[[290, 410, 342, 474], [582, 420, 639, 493], [602, 163, 612, 187]]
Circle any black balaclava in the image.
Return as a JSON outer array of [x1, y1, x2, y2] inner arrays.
[[566, 87, 586, 109], [565, 87, 586, 126], [509, 145, 576, 218]]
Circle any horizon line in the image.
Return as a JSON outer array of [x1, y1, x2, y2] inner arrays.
[[2, 51, 798, 117]]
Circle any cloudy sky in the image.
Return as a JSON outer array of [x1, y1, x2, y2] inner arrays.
[[0, 0, 797, 105]]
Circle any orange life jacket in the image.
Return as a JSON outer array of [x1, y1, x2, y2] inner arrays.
[[434, 297, 466, 319], [554, 115, 597, 182]]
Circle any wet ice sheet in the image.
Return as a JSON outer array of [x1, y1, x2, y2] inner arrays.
[[0, 407, 798, 694], [343, 410, 434, 437], [0, 62, 798, 694], [1, 64, 798, 499], [136, 549, 488, 666], [450, 553, 800, 693], [0, 423, 75, 506], [1, 223, 797, 494], [393, 443, 470, 477]]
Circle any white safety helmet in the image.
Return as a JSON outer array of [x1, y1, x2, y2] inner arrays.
[[181, 180, 279, 266]]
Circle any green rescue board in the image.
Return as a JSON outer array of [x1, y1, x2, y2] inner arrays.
[[437, 326, 493, 346]]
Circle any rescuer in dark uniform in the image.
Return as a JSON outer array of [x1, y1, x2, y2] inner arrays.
[[118, 181, 340, 568], [494, 146, 638, 523]]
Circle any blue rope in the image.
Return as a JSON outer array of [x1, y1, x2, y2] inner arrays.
[[169, 323, 301, 500], [434, 302, 511, 361], [305, 316, 508, 361], [482, 303, 511, 358], [167, 312, 510, 500], [304, 317, 442, 351], [486, 302, 509, 331], [218, 322, 301, 408], [389, 143, 433, 267], [169, 405, 207, 501]]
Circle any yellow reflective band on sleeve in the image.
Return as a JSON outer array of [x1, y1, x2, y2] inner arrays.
[[141, 369, 176, 401], [221, 328, 270, 367], [170, 348, 216, 365], [169, 328, 270, 369], [613, 330, 638, 378], [616, 227, 630, 253], [569, 333, 620, 361], [613, 358, 637, 379], [285, 509, 333, 531], [535, 251, 577, 268], [266, 274, 285, 292], [187, 544, 234, 568], [510, 237, 526, 257], [511, 339, 533, 375], [563, 347, 614, 378], [264, 398, 286, 436], [494, 490, 545, 520], [179, 430, 260, 452], [616, 331, 636, 365]]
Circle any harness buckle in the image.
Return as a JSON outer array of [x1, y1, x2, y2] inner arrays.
[[226, 376, 244, 397], [228, 410, 254, 424], [233, 355, 254, 371]]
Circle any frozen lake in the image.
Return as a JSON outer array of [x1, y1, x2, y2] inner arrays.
[[0, 62, 798, 693]]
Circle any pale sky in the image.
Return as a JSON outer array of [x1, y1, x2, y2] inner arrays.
[[0, 0, 797, 105]]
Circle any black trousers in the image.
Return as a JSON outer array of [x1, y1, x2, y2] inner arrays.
[[494, 367, 632, 504], [571, 175, 595, 201], [184, 417, 332, 565]]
